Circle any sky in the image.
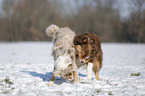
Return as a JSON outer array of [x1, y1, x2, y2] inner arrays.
[[117, 0, 131, 18]]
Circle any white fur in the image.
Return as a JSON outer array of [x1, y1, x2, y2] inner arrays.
[[55, 52, 72, 71], [45, 24, 59, 37], [87, 63, 93, 80], [85, 56, 89, 60], [51, 27, 76, 57], [45, 24, 76, 78]]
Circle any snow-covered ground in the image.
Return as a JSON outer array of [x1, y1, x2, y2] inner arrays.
[[0, 42, 145, 96]]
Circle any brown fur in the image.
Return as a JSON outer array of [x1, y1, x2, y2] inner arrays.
[[74, 33, 103, 81]]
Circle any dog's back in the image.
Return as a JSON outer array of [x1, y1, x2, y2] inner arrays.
[[52, 27, 76, 58]]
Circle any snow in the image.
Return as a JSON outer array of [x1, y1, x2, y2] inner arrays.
[[0, 42, 145, 96]]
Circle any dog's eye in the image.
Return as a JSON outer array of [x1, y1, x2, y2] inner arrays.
[[91, 56, 94, 58]]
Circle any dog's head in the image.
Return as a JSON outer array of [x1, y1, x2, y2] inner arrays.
[[74, 34, 93, 63], [74, 33, 101, 63], [75, 44, 92, 63]]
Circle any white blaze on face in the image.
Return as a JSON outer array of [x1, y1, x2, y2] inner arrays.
[[85, 56, 89, 60]]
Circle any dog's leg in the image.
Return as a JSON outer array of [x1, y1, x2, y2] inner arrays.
[[50, 73, 55, 82], [73, 71, 78, 82], [71, 51, 79, 83], [95, 72, 100, 80], [69, 71, 74, 82], [95, 64, 100, 80], [87, 63, 93, 80], [95, 50, 103, 80], [93, 60, 101, 80], [47, 72, 55, 86], [72, 61, 78, 83], [75, 45, 82, 62]]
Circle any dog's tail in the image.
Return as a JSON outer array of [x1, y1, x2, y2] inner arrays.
[[45, 24, 59, 37]]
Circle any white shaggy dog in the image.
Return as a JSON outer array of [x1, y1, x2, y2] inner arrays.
[[45, 24, 77, 84]]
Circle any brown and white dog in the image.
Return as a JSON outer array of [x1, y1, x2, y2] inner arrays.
[[74, 33, 103, 82]]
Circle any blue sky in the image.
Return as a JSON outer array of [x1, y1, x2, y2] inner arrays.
[[117, 0, 131, 18]]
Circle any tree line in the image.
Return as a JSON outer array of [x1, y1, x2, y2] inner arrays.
[[0, 0, 145, 43]]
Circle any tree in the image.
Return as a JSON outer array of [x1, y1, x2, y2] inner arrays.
[[122, 0, 145, 43]]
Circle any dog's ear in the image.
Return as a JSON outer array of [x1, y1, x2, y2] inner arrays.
[[81, 35, 90, 44], [74, 35, 82, 45], [74, 34, 91, 45], [75, 45, 81, 52]]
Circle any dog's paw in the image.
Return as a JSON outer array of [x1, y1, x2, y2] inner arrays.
[[46, 81, 54, 86], [97, 78, 101, 81]]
